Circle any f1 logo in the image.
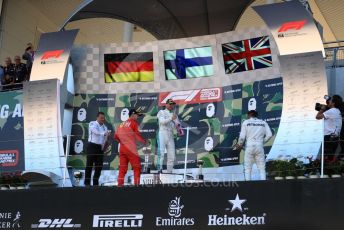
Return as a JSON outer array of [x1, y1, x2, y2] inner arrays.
[[278, 20, 306, 32], [41, 49, 64, 60], [159, 88, 222, 106], [161, 90, 200, 104]]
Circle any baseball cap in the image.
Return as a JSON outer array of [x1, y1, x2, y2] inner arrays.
[[129, 109, 143, 116], [247, 110, 258, 117], [166, 99, 176, 105]]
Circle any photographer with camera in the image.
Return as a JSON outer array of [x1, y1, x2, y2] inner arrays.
[[316, 95, 343, 162]]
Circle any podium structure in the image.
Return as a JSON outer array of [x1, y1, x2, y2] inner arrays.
[[22, 30, 78, 187]]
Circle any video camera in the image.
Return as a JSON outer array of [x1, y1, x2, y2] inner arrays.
[[315, 95, 331, 111]]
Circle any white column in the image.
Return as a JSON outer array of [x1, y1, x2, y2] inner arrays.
[[123, 21, 133, 43], [0, 0, 3, 17], [0, 0, 5, 54]]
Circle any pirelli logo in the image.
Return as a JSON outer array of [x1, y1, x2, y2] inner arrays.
[[93, 214, 143, 228]]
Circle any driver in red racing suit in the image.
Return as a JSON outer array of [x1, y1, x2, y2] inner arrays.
[[114, 109, 149, 186]]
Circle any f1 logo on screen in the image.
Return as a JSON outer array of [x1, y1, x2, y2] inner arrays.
[[278, 20, 307, 32], [41, 50, 64, 60], [159, 88, 222, 105]]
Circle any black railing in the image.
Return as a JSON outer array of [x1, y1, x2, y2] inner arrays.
[[0, 82, 23, 92], [324, 41, 344, 68]]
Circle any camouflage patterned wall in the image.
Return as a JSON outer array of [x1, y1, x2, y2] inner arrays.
[[68, 77, 282, 170], [0, 91, 24, 172]]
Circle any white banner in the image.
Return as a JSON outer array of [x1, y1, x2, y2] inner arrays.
[[30, 30, 78, 84], [268, 52, 327, 160], [23, 79, 71, 186], [253, 1, 324, 57]]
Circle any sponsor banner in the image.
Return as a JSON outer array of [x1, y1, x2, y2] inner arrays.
[[158, 87, 222, 106], [253, 1, 325, 56], [0, 150, 19, 167], [268, 52, 327, 160], [156, 197, 195, 226], [30, 29, 78, 83], [93, 214, 143, 228], [0, 180, 343, 229], [0, 90, 24, 172], [208, 194, 266, 226], [0, 211, 22, 229], [31, 218, 81, 228]]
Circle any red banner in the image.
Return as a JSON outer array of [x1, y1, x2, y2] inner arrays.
[[0, 150, 19, 167], [159, 87, 222, 106]]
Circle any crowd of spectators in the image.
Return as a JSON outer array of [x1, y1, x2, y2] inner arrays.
[[0, 43, 34, 91]]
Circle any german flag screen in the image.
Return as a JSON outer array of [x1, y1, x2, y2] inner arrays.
[[104, 52, 154, 83]]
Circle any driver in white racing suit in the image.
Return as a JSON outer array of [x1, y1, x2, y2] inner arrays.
[[236, 110, 272, 181], [157, 99, 178, 173]]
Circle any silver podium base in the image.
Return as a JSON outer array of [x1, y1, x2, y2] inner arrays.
[[102, 173, 200, 186], [135, 173, 195, 185]]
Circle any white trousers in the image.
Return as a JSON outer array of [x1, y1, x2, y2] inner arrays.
[[158, 131, 175, 173], [244, 145, 266, 181]]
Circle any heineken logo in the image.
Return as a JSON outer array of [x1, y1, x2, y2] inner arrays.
[[208, 194, 267, 226]]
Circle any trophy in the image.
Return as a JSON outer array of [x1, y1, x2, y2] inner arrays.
[[142, 147, 151, 174], [175, 122, 184, 136], [196, 160, 204, 180], [73, 171, 83, 186]]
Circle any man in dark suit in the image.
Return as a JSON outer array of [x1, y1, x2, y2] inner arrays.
[[22, 43, 34, 78], [13, 56, 28, 88]]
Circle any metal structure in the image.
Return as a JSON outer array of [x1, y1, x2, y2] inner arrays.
[[324, 41, 344, 68], [60, 0, 253, 39]]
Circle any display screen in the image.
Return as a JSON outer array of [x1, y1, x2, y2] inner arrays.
[[222, 36, 272, 74], [164, 46, 214, 80], [104, 52, 154, 83]]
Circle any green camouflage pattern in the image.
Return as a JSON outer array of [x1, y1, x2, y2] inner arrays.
[[68, 78, 283, 170]]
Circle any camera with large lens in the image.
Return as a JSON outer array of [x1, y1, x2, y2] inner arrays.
[[315, 103, 328, 111], [315, 95, 331, 111]]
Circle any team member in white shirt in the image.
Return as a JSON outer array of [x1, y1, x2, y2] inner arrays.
[[316, 95, 343, 161], [157, 99, 179, 173], [85, 112, 110, 186], [236, 110, 272, 181]]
